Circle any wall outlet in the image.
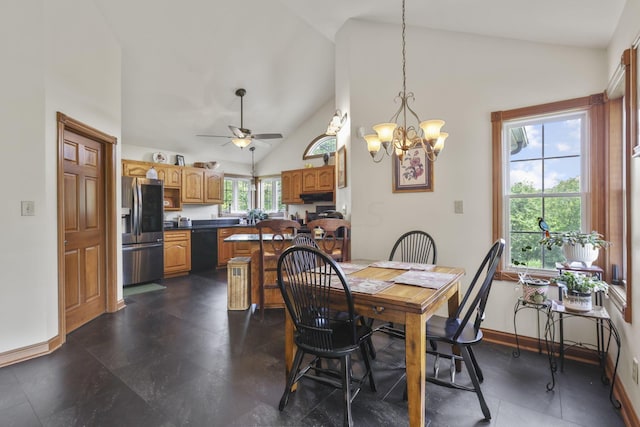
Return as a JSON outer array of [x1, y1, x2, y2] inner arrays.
[[633, 358, 639, 384], [454, 200, 463, 214]]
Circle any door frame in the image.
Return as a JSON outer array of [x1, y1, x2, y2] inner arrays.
[[56, 112, 119, 345]]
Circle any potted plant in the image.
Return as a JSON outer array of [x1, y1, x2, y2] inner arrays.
[[247, 208, 268, 224], [553, 270, 608, 312], [512, 244, 550, 304], [540, 230, 611, 267]]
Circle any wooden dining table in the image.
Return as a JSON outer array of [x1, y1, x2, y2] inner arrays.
[[283, 262, 465, 427]]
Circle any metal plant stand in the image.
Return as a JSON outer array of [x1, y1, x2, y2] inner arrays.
[[545, 300, 621, 409], [512, 297, 551, 358]]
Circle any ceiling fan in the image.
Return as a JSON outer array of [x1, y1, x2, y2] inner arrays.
[[197, 88, 283, 148]]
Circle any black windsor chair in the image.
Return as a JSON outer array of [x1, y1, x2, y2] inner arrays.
[[424, 238, 504, 420], [276, 245, 376, 427]]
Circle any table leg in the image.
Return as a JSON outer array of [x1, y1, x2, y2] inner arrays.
[[284, 310, 298, 391], [405, 312, 427, 427], [448, 284, 462, 372]]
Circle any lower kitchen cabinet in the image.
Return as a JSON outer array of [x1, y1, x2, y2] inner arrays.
[[217, 226, 257, 267], [164, 230, 191, 278]]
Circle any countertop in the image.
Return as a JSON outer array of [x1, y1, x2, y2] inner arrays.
[[164, 219, 258, 231], [224, 233, 296, 242]]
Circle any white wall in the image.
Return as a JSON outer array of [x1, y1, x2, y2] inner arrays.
[[259, 99, 337, 220], [0, 0, 121, 353], [337, 20, 608, 336], [606, 0, 640, 411]]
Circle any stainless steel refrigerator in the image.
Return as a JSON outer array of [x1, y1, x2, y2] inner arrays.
[[122, 176, 164, 286]]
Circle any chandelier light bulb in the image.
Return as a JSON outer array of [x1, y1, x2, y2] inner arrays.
[[420, 120, 445, 141]]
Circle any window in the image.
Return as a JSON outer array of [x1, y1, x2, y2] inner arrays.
[[222, 177, 252, 214], [303, 134, 336, 159], [259, 176, 284, 213], [492, 95, 606, 282]]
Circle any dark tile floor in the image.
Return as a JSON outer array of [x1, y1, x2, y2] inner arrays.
[[0, 269, 625, 427]]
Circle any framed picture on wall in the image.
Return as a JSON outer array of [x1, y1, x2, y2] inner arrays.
[[337, 145, 347, 188], [175, 154, 185, 166], [392, 147, 433, 193]]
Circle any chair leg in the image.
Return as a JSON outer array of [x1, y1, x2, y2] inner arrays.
[[340, 354, 354, 427], [279, 348, 305, 411], [462, 347, 491, 420], [467, 346, 484, 382], [359, 342, 376, 392]]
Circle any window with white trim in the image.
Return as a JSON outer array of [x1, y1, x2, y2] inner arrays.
[[492, 95, 606, 281], [259, 177, 284, 213], [222, 177, 252, 214]]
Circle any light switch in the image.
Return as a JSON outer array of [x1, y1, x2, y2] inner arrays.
[[21, 201, 35, 216], [454, 200, 463, 214]]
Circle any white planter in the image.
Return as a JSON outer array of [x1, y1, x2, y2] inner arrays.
[[563, 290, 593, 312], [562, 243, 599, 267], [521, 279, 550, 304]]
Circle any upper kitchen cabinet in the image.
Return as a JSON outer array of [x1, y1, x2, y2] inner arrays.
[[182, 168, 204, 203], [282, 165, 335, 204], [204, 170, 223, 204], [156, 165, 181, 187], [123, 160, 223, 208], [302, 165, 334, 193], [282, 169, 303, 204], [182, 167, 224, 204]]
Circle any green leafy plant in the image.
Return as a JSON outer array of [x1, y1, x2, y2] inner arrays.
[[553, 271, 608, 294], [540, 230, 611, 250], [247, 208, 268, 223]]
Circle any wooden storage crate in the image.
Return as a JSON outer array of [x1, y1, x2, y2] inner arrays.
[[227, 257, 251, 310]]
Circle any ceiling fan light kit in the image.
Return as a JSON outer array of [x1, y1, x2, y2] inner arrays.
[[197, 88, 283, 149]]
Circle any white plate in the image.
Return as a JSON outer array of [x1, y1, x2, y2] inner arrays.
[[153, 152, 167, 163]]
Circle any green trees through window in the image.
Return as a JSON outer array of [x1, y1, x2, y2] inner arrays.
[[505, 113, 586, 272]]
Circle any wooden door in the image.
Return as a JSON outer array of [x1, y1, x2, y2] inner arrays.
[[63, 130, 106, 332]]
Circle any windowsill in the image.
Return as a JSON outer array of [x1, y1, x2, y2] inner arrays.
[[607, 284, 627, 318]]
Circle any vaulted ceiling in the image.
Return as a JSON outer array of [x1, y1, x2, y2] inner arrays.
[[92, 0, 625, 165]]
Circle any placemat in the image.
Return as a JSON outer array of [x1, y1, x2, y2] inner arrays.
[[368, 260, 435, 271], [392, 270, 457, 289]]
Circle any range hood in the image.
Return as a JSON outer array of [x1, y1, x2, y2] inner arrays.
[[299, 192, 334, 203]]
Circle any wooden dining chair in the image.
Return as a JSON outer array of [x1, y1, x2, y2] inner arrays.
[[276, 245, 376, 427], [306, 218, 351, 262], [255, 219, 300, 320], [424, 238, 504, 420]]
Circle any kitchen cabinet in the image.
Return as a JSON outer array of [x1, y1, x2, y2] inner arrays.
[[156, 165, 181, 187], [217, 226, 257, 267], [182, 167, 224, 204], [204, 170, 224, 204], [282, 165, 334, 204], [164, 230, 191, 278], [123, 159, 183, 211], [182, 168, 204, 203], [281, 169, 303, 204]]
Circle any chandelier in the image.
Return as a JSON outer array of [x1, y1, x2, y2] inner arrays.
[[362, 0, 448, 163]]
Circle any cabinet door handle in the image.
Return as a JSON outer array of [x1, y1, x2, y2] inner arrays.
[[373, 306, 385, 314]]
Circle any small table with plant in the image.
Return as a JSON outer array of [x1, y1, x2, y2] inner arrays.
[[544, 268, 621, 409]]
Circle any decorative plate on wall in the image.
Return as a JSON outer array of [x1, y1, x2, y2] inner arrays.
[[153, 152, 167, 163]]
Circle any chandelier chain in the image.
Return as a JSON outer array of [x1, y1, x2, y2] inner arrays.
[[401, 0, 406, 97]]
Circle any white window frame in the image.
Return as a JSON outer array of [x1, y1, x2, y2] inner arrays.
[[222, 176, 253, 215], [259, 176, 283, 213]]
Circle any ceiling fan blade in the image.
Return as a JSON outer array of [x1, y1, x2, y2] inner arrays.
[[229, 125, 246, 138], [196, 134, 233, 138], [251, 133, 283, 140]]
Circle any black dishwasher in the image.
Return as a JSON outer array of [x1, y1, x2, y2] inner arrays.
[[190, 228, 218, 272]]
